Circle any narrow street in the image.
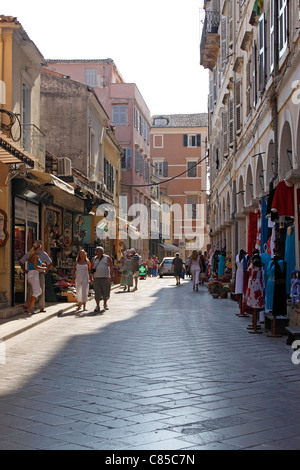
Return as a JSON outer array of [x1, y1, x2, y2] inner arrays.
[[1, 276, 300, 450]]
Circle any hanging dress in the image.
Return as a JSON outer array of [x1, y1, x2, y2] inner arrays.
[[235, 254, 244, 295], [246, 263, 264, 310]]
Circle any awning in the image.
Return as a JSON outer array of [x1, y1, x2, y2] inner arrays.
[[50, 174, 74, 195], [0, 131, 35, 167], [160, 243, 179, 252], [28, 170, 74, 194]]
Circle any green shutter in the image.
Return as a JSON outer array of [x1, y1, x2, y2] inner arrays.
[[197, 134, 201, 147], [184, 134, 188, 146]]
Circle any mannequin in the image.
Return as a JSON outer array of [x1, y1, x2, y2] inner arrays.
[[285, 225, 296, 295], [235, 249, 246, 316], [246, 251, 264, 334]]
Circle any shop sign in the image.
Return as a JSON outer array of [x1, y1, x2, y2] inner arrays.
[[15, 197, 26, 220], [0, 209, 9, 247], [27, 203, 39, 223]]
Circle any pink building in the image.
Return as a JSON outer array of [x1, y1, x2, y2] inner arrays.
[[150, 114, 210, 259], [47, 59, 152, 258]]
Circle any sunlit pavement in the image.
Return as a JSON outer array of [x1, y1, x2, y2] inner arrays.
[[1, 276, 300, 450]]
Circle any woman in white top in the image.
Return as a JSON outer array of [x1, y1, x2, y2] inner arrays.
[[235, 249, 246, 316], [189, 250, 201, 291], [73, 249, 91, 311]]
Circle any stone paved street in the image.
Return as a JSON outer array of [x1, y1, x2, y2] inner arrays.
[[1, 276, 300, 450]]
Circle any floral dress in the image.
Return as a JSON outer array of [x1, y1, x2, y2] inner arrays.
[[246, 263, 264, 310]]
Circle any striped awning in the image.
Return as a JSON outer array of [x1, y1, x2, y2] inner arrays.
[[0, 132, 35, 167]]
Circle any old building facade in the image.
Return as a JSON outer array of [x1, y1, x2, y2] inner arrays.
[[150, 114, 210, 260], [201, 0, 300, 281]]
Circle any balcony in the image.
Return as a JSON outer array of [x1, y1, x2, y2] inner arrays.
[[200, 10, 221, 71]]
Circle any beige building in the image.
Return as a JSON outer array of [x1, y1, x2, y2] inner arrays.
[[201, 0, 300, 277], [150, 114, 210, 260]]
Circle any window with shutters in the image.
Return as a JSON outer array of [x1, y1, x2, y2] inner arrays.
[[213, 68, 217, 104], [270, 0, 274, 73], [246, 58, 252, 117], [258, 13, 266, 91], [135, 149, 140, 172], [228, 98, 234, 147], [154, 161, 168, 177], [84, 68, 97, 87], [184, 134, 201, 148], [222, 111, 228, 157], [121, 147, 132, 170], [112, 105, 128, 125], [235, 79, 242, 135], [187, 161, 197, 178], [279, 0, 288, 58], [253, 41, 258, 108], [221, 18, 228, 69], [186, 196, 198, 220], [139, 154, 144, 176], [209, 74, 214, 113]]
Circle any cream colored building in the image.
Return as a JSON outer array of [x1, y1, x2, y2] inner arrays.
[[201, 0, 300, 274]]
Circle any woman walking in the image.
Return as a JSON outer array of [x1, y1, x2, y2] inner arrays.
[[189, 250, 201, 291], [24, 241, 46, 314], [120, 251, 134, 292], [73, 249, 91, 311]]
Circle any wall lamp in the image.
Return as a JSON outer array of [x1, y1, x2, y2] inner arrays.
[[249, 181, 254, 198], [259, 172, 265, 191], [287, 149, 293, 169]]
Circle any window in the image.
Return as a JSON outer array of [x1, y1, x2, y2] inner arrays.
[[121, 147, 132, 169], [253, 41, 258, 108], [135, 149, 140, 173], [270, 0, 274, 73], [84, 68, 97, 87], [154, 117, 168, 126], [104, 158, 114, 193], [186, 196, 198, 220], [258, 13, 266, 91], [235, 79, 242, 134], [187, 161, 197, 178], [279, 0, 288, 58], [112, 105, 128, 125], [155, 161, 168, 177], [183, 134, 201, 147]]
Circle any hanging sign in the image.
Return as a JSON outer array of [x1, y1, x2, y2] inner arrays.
[[0, 209, 9, 247]]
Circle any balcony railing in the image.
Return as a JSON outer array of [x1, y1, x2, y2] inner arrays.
[[22, 124, 46, 169], [200, 10, 221, 71]]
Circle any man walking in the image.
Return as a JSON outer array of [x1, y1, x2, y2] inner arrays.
[[91, 246, 114, 312]]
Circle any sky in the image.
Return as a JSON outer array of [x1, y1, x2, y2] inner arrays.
[[7, 0, 209, 116]]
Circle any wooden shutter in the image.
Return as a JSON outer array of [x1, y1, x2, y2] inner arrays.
[[229, 98, 234, 147], [197, 134, 201, 147], [246, 58, 252, 117], [253, 41, 258, 108], [221, 18, 228, 68], [135, 149, 139, 172], [235, 79, 242, 134], [183, 134, 188, 146], [222, 111, 228, 157], [126, 147, 132, 169], [270, 0, 274, 73], [163, 162, 168, 177], [258, 13, 266, 91]]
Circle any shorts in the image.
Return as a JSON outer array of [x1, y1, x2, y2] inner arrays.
[[93, 277, 111, 301], [133, 272, 139, 278]]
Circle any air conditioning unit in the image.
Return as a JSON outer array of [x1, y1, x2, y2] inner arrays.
[[57, 157, 72, 176]]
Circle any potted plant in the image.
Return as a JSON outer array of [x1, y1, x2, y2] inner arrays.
[[220, 285, 229, 298], [211, 283, 220, 298]]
